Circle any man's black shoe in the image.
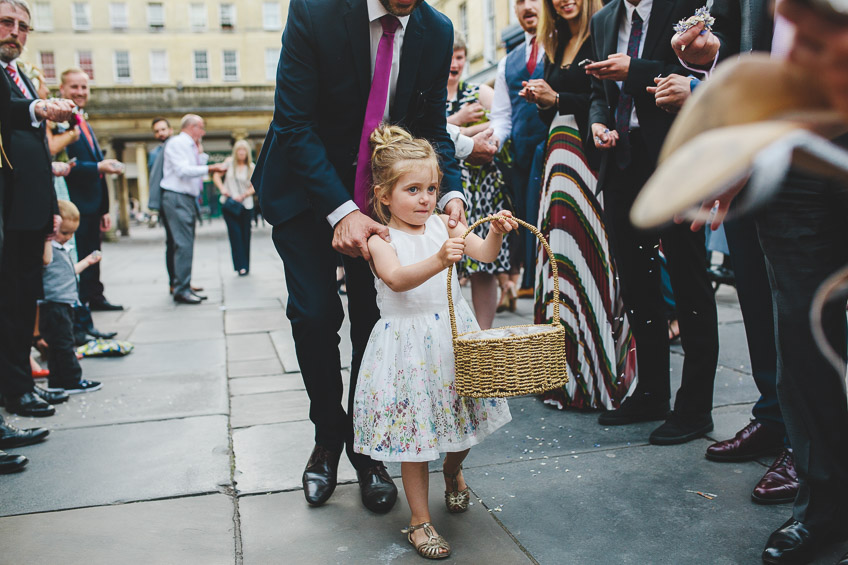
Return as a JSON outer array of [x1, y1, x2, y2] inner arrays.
[[649, 412, 714, 445], [302, 445, 342, 506], [762, 518, 848, 564], [598, 393, 669, 426], [89, 299, 124, 311], [0, 450, 27, 473], [191, 291, 208, 300], [3, 392, 55, 417], [837, 550, 848, 565], [0, 420, 49, 449], [87, 328, 117, 339], [174, 292, 202, 305], [34, 385, 69, 405], [357, 463, 398, 513]]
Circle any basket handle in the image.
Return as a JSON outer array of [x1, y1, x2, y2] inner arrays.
[[447, 215, 560, 339]]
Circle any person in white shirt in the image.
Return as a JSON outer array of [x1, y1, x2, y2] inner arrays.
[[160, 114, 226, 304]]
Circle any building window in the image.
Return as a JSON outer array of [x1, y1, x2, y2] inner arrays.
[[147, 2, 165, 30], [484, 0, 496, 64], [114, 50, 131, 83], [459, 3, 468, 47], [264, 48, 278, 82], [33, 2, 53, 32], [222, 50, 239, 81], [193, 50, 209, 81], [40, 51, 56, 83], [150, 50, 168, 83], [189, 3, 206, 31], [262, 2, 280, 30], [110, 2, 128, 30], [75, 50, 95, 81], [72, 2, 91, 31], [219, 3, 236, 30]]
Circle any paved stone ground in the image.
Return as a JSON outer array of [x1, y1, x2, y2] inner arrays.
[[1, 220, 845, 564]]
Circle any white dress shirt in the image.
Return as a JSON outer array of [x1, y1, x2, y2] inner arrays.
[[617, 0, 653, 130], [327, 0, 465, 227], [490, 32, 545, 146], [0, 60, 44, 127], [160, 131, 209, 197]]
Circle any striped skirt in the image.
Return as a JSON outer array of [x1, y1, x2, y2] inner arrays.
[[534, 114, 637, 410]]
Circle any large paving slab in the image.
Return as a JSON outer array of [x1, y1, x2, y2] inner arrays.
[[0, 494, 236, 565], [228, 357, 284, 378], [225, 308, 290, 335], [230, 389, 310, 428], [126, 312, 225, 344], [238, 477, 533, 564], [226, 332, 279, 362], [81, 337, 226, 379], [0, 415, 231, 516], [229, 374, 305, 396]]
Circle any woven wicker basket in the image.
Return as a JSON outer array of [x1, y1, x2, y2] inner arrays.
[[448, 216, 568, 398]]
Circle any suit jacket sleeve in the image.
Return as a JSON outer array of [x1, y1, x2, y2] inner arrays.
[[588, 17, 611, 128], [10, 99, 34, 129], [711, 0, 742, 60], [268, 0, 351, 219]]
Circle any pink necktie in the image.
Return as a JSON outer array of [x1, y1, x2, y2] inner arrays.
[[354, 15, 401, 212], [526, 37, 538, 76], [5, 65, 32, 99]]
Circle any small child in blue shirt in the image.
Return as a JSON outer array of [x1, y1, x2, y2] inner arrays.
[[40, 200, 103, 395]]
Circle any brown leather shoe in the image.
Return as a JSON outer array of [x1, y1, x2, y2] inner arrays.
[[705, 420, 783, 462], [752, 449, 799, 505]]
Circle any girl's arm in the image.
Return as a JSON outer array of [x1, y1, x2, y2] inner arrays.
[[213, 158, 231, 196], [368, 233, 464, 293], [42, 241, 52, 266], [442, 211, 518, 263], [75, 252, 102, 274]]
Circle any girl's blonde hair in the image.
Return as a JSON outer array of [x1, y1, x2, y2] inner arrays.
[[537, 0, 602, 65], [230, 139, 254, 166], [369, 124, 441, 225]]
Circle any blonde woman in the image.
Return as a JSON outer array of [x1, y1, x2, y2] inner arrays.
[[213, 140, 256, 276]]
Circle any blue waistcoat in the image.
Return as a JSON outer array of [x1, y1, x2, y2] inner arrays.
[[506, 42, 548, 167]]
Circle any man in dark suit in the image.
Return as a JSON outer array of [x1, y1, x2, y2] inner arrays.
[[252, 0, 464, 513], [0, 0, 76, 418], [584, 0, 720, 445], [61, 68, 124, 312]]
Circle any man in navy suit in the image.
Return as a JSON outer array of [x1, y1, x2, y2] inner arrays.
[[62, 68, 124, 312], [253, 0, 464, 513]]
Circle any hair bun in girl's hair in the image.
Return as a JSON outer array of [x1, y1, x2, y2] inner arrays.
[[369, 124, 414, 160]]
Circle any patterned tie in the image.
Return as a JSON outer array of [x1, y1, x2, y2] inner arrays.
[[526, 36, 538, 76], [354, 15, 401, 212], [614, 10, 643, 169], [5, 65, 32, 99], [77, 115, 96, 151]]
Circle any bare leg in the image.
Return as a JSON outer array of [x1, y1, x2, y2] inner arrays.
[[442, 449, 470, 491], [470, 273, 499, 330], [401, 461, 448, 555]]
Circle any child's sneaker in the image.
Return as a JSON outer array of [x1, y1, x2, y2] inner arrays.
[[62, 380, 103, 395]]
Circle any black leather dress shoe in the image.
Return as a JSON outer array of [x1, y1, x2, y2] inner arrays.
[[762, 519, 848, 564], [34, 385, 69, 405], [302, 445, 342, 506], [191, 291, 208, 300], [598, 393, 670, 426], [0, 450, 27, 473], [3, 392, 55, 417], [649, 412, 714, 445], [357, 463, 398, 513], [89, 299, 124, 311], [838, 550, 848, 565], [174, 292, 202, 305], [87, 328, 118, 339], [0, 420, 49, 448]]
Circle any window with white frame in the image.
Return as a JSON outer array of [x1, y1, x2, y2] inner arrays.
[[189, 3, 206, 31], [40, 51, 56, 82], [33, 2, 53, 32], [147, 2, 165, 30], [150, 50, 168, 83], [75, 50, 95, 80], [114, 50, 131, 82], [72, 2, 91, 31], [264, 48, 278, 82], [483, 0, 496, 64], [262, 2, 281, 30], [459, 3, 468, 47], [222, 50, 239, 81], [110, 2, 128, 30], [193, 50, 209, 81], [219, 3, 235, 30]]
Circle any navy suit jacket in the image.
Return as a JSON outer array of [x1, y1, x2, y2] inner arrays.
[[65, 119, 110, 216], [252, 0, 462, 226]]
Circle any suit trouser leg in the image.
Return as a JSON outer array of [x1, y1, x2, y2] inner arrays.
[[162, 191, 196, 296], [241, 209, 252, 272], [522, 144, 546, 289], [757, 170, 848, 529], [272, 211, 380, 469], [77, 213, 104, 304], [0, 230, 44, 397], [159, 206, 176, 286], [40, 302, 82, 388], [222, 210, 244, 271], [723, 211, 783, 431]]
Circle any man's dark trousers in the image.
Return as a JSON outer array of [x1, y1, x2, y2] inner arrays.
[[39, 302, 82, 388], [76, 213, 103, 305]]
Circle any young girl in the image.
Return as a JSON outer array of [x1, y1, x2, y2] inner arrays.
[[353, 125, 516, 560]]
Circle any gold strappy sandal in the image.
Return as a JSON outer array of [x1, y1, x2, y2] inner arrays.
[[443, 465, 470, 513], [401, 522, 451, 560]]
